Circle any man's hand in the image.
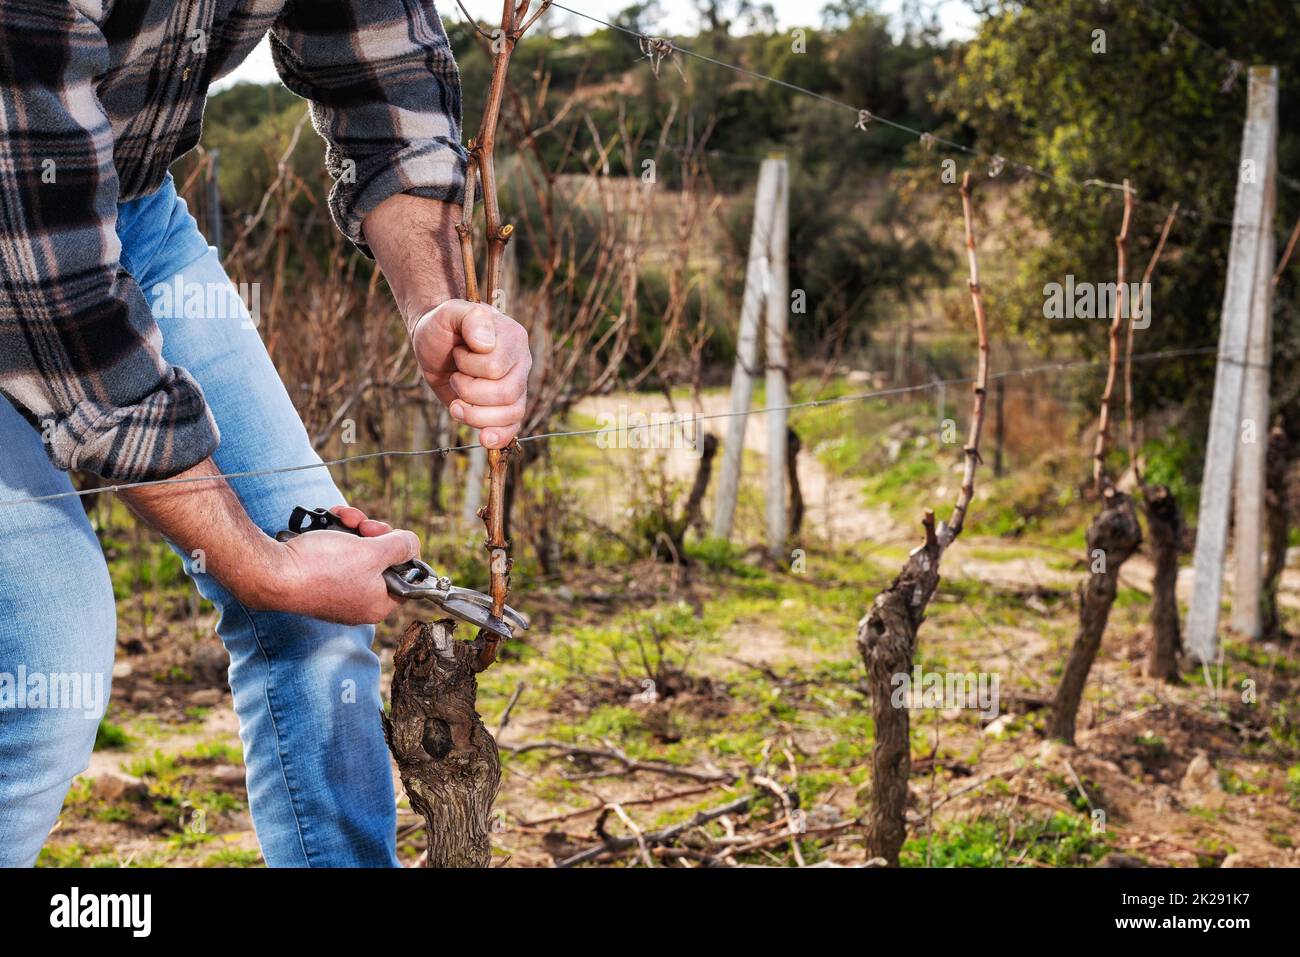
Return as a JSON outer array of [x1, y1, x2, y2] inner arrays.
[[267, 505, 419, 624], [119, 461, 420, 626], [361, 193, 532, 450], [412, 300, 531, 449]]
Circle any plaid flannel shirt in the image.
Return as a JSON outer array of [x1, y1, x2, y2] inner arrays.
[[0, 0, 467, 481]]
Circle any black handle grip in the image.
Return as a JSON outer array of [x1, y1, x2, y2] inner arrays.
[[276, 507, 426, 581], [289, 505, 351, 536], [274, 507, 343, 543]]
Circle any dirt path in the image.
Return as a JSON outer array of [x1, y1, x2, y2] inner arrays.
[[576, 392, 1300, 608], [691, 382, 1298, 609], [576, 391, 900, 544]]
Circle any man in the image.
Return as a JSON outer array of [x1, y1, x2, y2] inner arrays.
[[0, 2, 530, 866]]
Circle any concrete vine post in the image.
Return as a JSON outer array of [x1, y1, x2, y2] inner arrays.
[[384, 0, 551, 868], [764, 158, 791, 562], [1185, 66, 1278, 663], [1047, 182, 1143, 744], [858, 171, 989, 865], [1231, 139, 1278, 640], [712, 158, 781, 541]]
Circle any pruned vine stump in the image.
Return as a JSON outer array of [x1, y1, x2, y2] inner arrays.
[[1047, 489, 1143, 744], [383, 620, 501, 867], [1142, 484, 1184, 683], [857, 521, 945, 866]]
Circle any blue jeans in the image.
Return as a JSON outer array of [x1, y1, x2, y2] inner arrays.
[[0, 174, 398, 867]]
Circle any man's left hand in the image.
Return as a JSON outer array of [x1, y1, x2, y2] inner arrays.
[[411, 299, 531, 449]]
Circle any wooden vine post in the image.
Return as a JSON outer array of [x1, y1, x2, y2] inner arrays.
[[858, 171, 989, 865], [384, 0, 550, 868], [1046, 182, 1143, 743]]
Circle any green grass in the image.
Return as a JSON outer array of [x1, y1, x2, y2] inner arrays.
[[1135, 732, 1169, 756], [901, 811, 1112, 867], [1226, 641, 1300, 677], [1140, 429, 1203, 515], [37, 843, 91, 867], [784, 379, 1100, 544], [202, 847, 263, 867], [94, 719, 132, 751], [1219, 767, 1260, 796], [180, 740, 243, 765]]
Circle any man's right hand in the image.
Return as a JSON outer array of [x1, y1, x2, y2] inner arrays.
[[258, 505, 420, 625], [119, 460, 421, 626]]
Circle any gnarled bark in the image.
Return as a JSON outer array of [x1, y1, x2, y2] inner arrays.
[[786, 426, 804, 538], [857, 518, 944, 865], [1047, 490, 1142, 744], [384, 620, 501, 867], [1261, 420, 1290, 640], [856, 172, 990, 866], [1143, 484, 1184, 682], [683, 432, 719, 537]]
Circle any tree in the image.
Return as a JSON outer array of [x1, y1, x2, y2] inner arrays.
[[940, 0, 1299, 440]]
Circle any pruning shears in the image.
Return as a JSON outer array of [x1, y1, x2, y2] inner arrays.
[[275, 506, 528, 640]]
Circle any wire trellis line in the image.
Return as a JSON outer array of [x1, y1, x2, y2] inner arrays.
[[0, 346, 1217, 510], [538, 1, 1283, 233], [1131, 0, 1242, 68]]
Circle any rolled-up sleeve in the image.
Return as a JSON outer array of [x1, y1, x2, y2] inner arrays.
[[270, 0, 469, 256], [0, 0, 220, 482]]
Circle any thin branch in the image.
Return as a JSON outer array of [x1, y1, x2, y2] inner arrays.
[[1274, 210, 1300, 287], [947, 170, 991, 542], [752, 774, 805, 867], [513, 782, 724, 827], [1092, 179, 1134, 494], [228, 110, 311, 259], [456, 153, 481, 302], [456, 0, 548, 659], [555, 795, 754, 868], [502, 740, 738, 783], [495, 681, 526, 739], [608, 803, 655, 867], [452, 0, 496, 39], [1124, 202, 1178, 481], [518, 0, 553, 35]]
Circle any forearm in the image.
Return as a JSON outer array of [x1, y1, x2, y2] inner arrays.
[[118, 458, 285, 608], [363, 194, 466, 331], [119, 459, 419, 625], [363, 193, 532, 449]]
